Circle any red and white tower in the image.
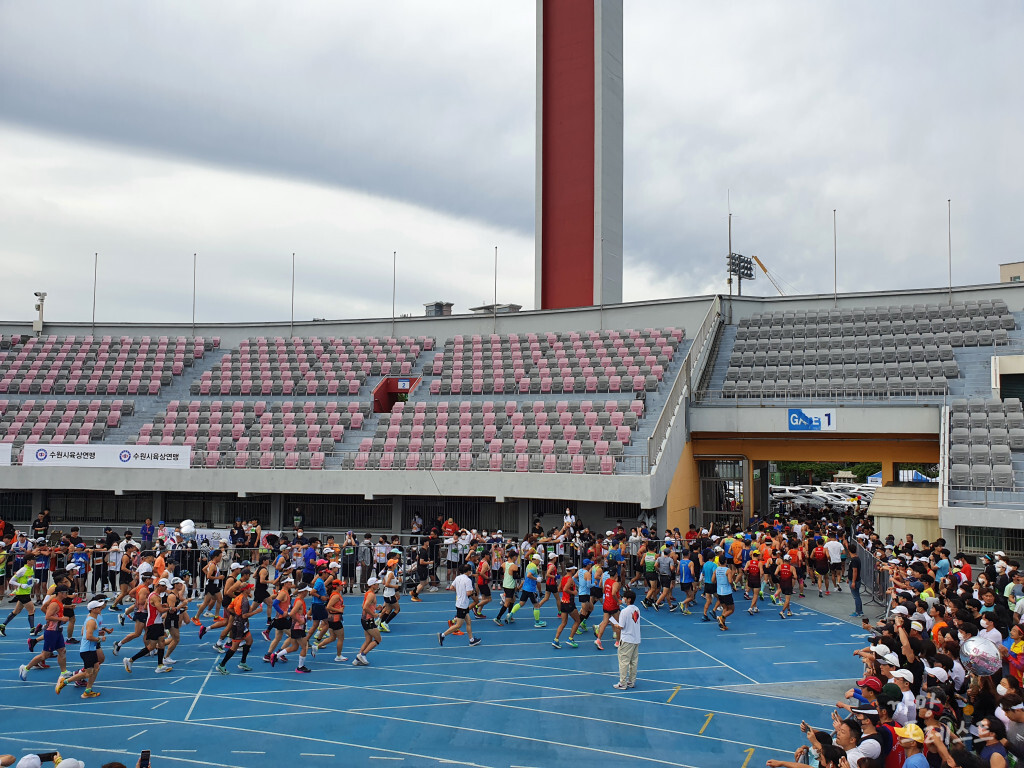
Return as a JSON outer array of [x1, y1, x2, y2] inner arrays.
[[535, 0, 623, 310]]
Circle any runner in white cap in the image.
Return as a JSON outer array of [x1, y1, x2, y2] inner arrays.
[[56, 598, 112, 698], [508, 553, 546, 627], [353, 576, 382, 666], [264, 576, 294, 664]]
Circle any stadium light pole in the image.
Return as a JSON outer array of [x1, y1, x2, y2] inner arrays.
[[947, 199, 952, 305], [493, 245, 498, 334], [392, 250, 397, 339], [290, 252, 295, 337], [833, 209, 837, 308], [192, 252, 197, 338], [92, 252, 98, 336]]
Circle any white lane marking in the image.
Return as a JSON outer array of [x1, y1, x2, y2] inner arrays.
[[151, 700, 169, 710], [184, 663, 216, 721], [126, 729, 147, 741]]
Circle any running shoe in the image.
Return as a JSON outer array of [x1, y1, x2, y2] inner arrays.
[[579, 621, 588, 631], [75, 678, 88, 688], [701, 615, 711, 622], [295, 666, 312, 674], [770, 594, 778, 604], [118, 613, 126, 627], [56, 677, 69, 695], [614, 640, 620, 648], [747, 608, 754, 615], [108, 605, 121, 612], [779, 611, 786, 619], [506, 615, 514, 624], [333, 656, 349, 663], [825, 591, 830, 596], [786, 610, 794, 617], [0, 625, 5, 637], [836, 586, 842, 592], [468, 637, 482, 647], [308, 644, 317, 659], [818, 591, 823, 598], [612, 682, 628, 690], [352, 656, 368, 666], [533, 621, 546, 628], [31, 624, 42, 637], [717, 616, 726, 630], [261, 629, 271, 642], [594, 638, 604, 651], [238, 663, 253, 671], [27, 638, 38, 652], [123, 658, 133, 674], [410, 596, 423, 602], [437, 632, 445, 647], [682, 608, 692, 615], [428, 586, 438, 592], [18, 665, 28, 682], [551, 639, 561, 649], [269, 653, 278, 668], [850, 612, 864, 618], [156, 665, 173, 674], [112, 641, 121, 656], [66, 637, 79, 644], [198, 626, 207, 640], [566, 639, 578, 649], [163, 657, 176, 665], [753, 607, 759, 613], [202, 611, 215, 618], [668, 604, 677, 613], [216, 665, 229, 675], [493, 618, 503, 627], [191, 618, 202, 626], [81, 690, 101, 699], [743, 593, 750, 601], [263, 653, 273, 664], [379, 622, 390, 633]]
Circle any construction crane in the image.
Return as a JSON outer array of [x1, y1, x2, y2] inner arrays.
[[752, 255, 786, 296]]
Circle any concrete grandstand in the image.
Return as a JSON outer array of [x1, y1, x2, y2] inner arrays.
[[1, 280, 1023, 559]]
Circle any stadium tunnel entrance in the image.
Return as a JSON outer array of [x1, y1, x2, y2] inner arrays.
[[665, 433, 939, 531]]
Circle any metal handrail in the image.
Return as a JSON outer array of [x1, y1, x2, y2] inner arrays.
[[646, 295, 722, 466], [696, 388, 950, 407], [166, 449, 651, 475], [939, 404, 950, 507], [947, 485, 1024, 508]]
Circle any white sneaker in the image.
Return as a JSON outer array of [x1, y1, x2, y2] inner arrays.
[[334, 655, 349, 662], [428, 586, 439, 593], [155, 665, 174, 674], [163, 657, 176, 665]]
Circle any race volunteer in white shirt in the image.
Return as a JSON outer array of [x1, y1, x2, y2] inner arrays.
[[438, 563, 482, 647], [611, 588, 641, 690]]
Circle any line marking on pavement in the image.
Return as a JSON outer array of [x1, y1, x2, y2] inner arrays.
[[666, 686, 681, 703]]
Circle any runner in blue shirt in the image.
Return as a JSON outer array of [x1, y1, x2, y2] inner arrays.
[[701, 549, 718, 623], [712, 558, 735, 631], [509, 554, 546, 628]]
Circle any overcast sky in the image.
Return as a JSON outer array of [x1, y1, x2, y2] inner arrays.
[[1, 1, 1022, 324]]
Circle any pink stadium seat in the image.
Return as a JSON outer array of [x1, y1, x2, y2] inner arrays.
[[601, 456, 615, 474]]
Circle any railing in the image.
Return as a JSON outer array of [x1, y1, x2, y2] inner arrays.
[[939, 404, 950, 507], [696, 387, 950, 406], [178, 450, 651, 475], [947, 486, 1024, 508], [646, 295, 722, 466], [856, 541, 891, 614]]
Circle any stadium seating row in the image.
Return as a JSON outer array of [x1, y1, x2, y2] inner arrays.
[[740, 299, 1011, 325], [341, 451, 620, 474], [948, 398, 1023, 490]]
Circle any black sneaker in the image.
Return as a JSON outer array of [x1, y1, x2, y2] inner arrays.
[[0, 624, 6, 637], [468, 637, 482, 646], [438, 632, 445, 647]]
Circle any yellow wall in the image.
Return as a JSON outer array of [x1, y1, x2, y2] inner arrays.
[[664, 432, 938, 530]]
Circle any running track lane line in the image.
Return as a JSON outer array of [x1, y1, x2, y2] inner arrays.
[[184, 661, 217, 721], [622, 614, 758, 684]]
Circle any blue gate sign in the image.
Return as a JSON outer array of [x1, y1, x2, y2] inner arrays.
[[787, 408, 837, 431]]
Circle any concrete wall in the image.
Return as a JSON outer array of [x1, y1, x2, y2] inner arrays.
[[690, 405, 941, 436]]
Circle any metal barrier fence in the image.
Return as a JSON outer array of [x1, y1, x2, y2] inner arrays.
[[856, 541, 892, 616], [647, 296, 721, 467]]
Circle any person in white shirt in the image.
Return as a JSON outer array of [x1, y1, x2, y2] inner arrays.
[[890, 669, 918, 726], [438, 564, 482, 647], [824, 536, 845, 592], [611, 588, 641, 690], [979, 615, 1003, 645]]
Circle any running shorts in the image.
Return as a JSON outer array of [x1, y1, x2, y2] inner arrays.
[[384, 595, 397, 606], [478, 583, 491, 598], [144, 624, 165, 642], [289, 628, 306, 640], [231, 622, 249, 641], [658, 575, 673, 589], [273, 617, 290, 631], [361, 617, 376, 631], [519, 591, 538, 604], [559, 601, 575, 614], [80, 650, 99, 668], [311, 603, 328, 621], [455, 607, 469, 619], [830, 562, 842, 572], [780, 584, 793, 596], [644, 572, 657, 584], [328, 619, 343, 631], [120, 573, 133, 587], [301, 572, 315, 585], [703, 584, 716, 596], [747, 577, 761, 590], [254, 588, 269, 604], [717, 593, 734, 607], [14, 594, 31, 605], [204, 582, 220, 596], [166, 614, 180, 629], [503, 587, 515, 600], [43, 629, 65, 653], [133, 612, 146, 625]]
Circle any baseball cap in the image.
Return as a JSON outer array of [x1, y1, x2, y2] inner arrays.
[[870, 644, 892, 656], [996, 551, 1007, 557], [158, 520, 165, 525], [140, 572, 154, 580], [329, 562, 341, 569], [895, 723, 925, 743], [783, 554, 791, 560], [158, 578, 172, 588], [87, 599, 107, 610], [910, 620, 925, 632], [891, 605, 909, 616], [566, 564, 578, 571], [75, 543, 86, 548], [880, 653, 900, 667], [367, 576, 380, 587], [582, 559, 593, 566], [281, 577, 295, 584], [924, 666, 949, 683], [857, 675, 883, 693], [891, 669, 914, 683], [230, 562, 242, 571], [532, 554, 543, 562]]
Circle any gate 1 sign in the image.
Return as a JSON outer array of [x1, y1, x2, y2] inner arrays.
[[787, 408, 837, 431]]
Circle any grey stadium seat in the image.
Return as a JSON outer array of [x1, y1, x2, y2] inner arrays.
[[970, 464, 992, 487], [992, 465, 1014, 488]]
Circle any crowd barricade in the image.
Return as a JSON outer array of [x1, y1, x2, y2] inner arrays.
[[856, 541, 892, 616]]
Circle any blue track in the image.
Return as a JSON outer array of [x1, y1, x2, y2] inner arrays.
[[0, 596, 865, 767]]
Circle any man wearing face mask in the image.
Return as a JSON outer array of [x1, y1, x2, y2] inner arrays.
[[979, 614, 1004, 644]]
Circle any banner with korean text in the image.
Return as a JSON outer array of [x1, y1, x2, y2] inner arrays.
[[22, 444, 191, 469]]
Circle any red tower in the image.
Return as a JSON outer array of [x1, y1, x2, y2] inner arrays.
[[536, 0, 623, 310]]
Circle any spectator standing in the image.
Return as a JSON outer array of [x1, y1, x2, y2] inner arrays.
[[139, 518, 155, 547], [31, 512, 49, 542], [611, 588, 640, 690]]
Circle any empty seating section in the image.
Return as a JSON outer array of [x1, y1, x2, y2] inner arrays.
[[428, 328, 684, 396], [192, 335, 433, 396], [724, 301, 1016, 399], [948, 397, 1023, 489], [344, 399, 645, 474], [0, 335, 215, 395], [131, 400, 371, 469], [0, 399, 129, 455]]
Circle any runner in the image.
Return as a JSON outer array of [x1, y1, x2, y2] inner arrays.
[[55, 598, 111, 699], [316, 576, 347, 662], [163, 576, 187, 664], [700, 547, 720, 623], [21, 584, 73, 681], [508, 554, 546, 628], [109, 542, 137, 612], [494, 550, 519, 625], [254, 554, 276, 640], [352, 576, 382, 666], [712, 555, 734, 631], [537, 552, 557, 615], [112, 573, 153, 655], [594, 566, 620, 651], [264, 576, 294, 664], [652, 548, 676, 611], [677, 547, 696, 615], [438, 563, 482, 647], [551, 564, 583, 648], [825, 533, 845, 593], [0, 561, 40, 638], [409, 540, 432, 603], [378, 556, 401, 633], [216, 583, 261, 674], [744, 550, 763, 615], [473, 551, 492, 619], [640, 544, 658, 607], [777, 553, 795, 618], [308, 562, 331, 644], [275, 583, 312, 673], [811, 537, 830, 597], [123, 577, 173, 674], [576, 559, 594, 632]]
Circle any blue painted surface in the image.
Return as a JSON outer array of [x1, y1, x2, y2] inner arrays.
[[0, 596, 865, 767]]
